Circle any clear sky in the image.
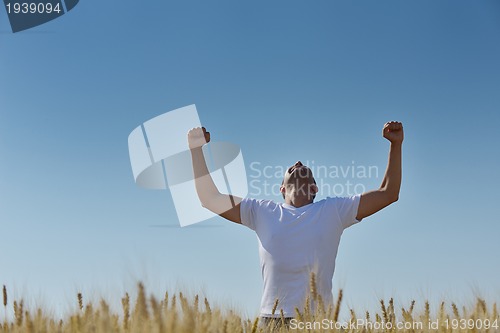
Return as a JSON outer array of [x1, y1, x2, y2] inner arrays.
[[1, 0, 499, 319]]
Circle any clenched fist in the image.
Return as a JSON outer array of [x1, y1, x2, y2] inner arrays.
[[383, 121, 404, 144], [188, 127, 211, 149]]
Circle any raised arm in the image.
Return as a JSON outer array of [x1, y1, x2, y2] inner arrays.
[[356, 121, 403, 221], [188, 127, 242, 224]]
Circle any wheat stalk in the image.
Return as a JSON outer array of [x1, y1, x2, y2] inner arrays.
[[409, 300, 415, 314], [280, 308, 286, 328], [2, 286, 6, 308], [451, 302, 459, 318], [134, 282, 148, 321], [333, 289, 343, 323], [388, 297, 395, 325], [366, 311, 372, 333], [271, 298, 279, 316], [310, 272, 317, 301], [150, 295, 164, 333], [380, 299, 389, 323], [477, 298, 487, 315], [2, 285, 6, 325], [204, 297, 211, 315], [438, 301, 445, 324], [194, 294, 199, 313], [295, 307, 303, 323], [424, 300, 430, 322], [350, 308, 357, 323], [77, 292, 83, 311], [14, 300, 23, 326], [163, 291, 169, 309], [122, 292, 130, 330], [317, 294, 325, 316], [250, 316, 259, 333], [304, 295, 311, 318]]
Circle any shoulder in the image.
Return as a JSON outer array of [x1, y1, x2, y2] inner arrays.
[[241, 197, 279, 210], [320, 195, 362, 213], [325, 195, 362, 228], [324, 195, 361, 205], [240, 198, 280, 231]]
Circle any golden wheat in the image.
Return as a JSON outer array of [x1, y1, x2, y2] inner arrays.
[[0, 281, 498, 333]]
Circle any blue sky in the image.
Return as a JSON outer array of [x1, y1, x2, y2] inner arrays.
[[1, 0, 499, 319]]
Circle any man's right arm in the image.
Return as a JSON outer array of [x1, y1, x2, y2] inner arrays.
[[188, 127, 242, 224], [355, 121, 403, 221]]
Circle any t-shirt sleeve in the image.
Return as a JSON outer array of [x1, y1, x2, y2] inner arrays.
[[239, 197, 259, 231], [334, 194, 362, 229]]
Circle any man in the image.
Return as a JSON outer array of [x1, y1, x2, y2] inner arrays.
[[187, 121, 403, 323]]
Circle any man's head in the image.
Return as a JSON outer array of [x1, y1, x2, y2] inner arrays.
[[280, 161, 318, 207]]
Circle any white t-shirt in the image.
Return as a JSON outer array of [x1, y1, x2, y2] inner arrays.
[[240, 195, 361, 317]]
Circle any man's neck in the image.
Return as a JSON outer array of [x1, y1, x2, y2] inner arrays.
[[285, 197, 314, 208]]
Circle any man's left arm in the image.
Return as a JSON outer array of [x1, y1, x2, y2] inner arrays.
[[356, 121, 403, 221]]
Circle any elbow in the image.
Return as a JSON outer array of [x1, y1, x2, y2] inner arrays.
[[381, 188, 399, 204], [198, 196, 209, 209], [199, 195, 218, 210], [200, 198, 213, 209], [197, 191, 217, 209]]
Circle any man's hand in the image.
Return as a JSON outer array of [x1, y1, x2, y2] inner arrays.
[[383, 121, 404, 144], [188, 127, 211, 149]]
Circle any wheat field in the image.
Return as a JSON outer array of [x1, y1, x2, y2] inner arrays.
[[1, 277, 499, 333]]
